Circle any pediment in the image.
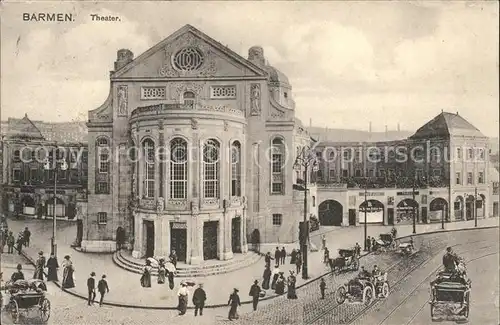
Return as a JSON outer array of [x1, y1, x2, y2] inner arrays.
[[113, 25, 267, 79]]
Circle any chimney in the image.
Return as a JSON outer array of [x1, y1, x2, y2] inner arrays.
[[248, 46, 265, 67], [369, 122, 372, 133], [114, 49, 134, 71]]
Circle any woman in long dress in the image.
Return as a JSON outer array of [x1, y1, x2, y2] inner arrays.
[[157, 259, 166, 284], [33, 251, 46, 280], [167, 270, 175, 290], [262, 266, 271, 290], [271, 266, 280, 290], [140, 260, 152, 288], [61, 255, 75, 289], [275, 273, 285, 295], [46, 254, 59, 281], [286, 271, 297, 299], [177, 282, 189, 315]]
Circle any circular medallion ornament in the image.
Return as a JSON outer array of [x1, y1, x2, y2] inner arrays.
[[203, 140, 219, 163], [173, 47, 205, 71]]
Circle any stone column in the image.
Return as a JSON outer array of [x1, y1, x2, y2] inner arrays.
[[222, 209, 234, 260], [218, 217, 224, 260], [241, 200, 248, 253], [190, 211, 203, 264], [161, 219, 170, 257], [132, 214, 142, 258], [154, 218, 162, 257]]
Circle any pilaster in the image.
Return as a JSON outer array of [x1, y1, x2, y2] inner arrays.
[[222, 211, 234, 260], [190, 213, 203, 264], [154, 218, 163, 256], [241, 200, 248, 253], [132, 214, 142, 258], [217, 218, 224, 260]]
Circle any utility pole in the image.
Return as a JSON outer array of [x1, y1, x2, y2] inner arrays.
[[412, 174, 416, 234], [364, 182, 368, 251], [474, 187, 478, 227]]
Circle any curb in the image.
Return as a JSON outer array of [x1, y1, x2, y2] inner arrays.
[[18, 224, 498, 310]]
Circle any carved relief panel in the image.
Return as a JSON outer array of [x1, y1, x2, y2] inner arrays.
[[250, 83, 261, 116], [117, 85, 128, 117]]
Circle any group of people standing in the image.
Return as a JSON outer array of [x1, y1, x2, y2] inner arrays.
[[0, 227, 31, 255]]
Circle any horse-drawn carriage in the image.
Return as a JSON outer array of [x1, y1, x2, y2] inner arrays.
[[2, 279, 51, 324], [335, 271, 390, 306], [429, 269, 471, 321], [373, 233, 397, 254], [328, 249, 359, 274]]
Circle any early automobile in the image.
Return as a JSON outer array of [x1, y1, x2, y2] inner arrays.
[[335, 271, 390, 306], [398, 237, 415, 255], [429, 271, 471, 321], [3, 279, 51, 324], [373, 233, 397, 253], [328, 248, 359, 274]]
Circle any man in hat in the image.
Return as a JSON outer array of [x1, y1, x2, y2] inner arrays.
[[33, 251, 46, 280], [6, 231, 14, 254], [177, 282, 189, 315], [11, 264, 24, 282], [249, 280, 261, 311], [227, 288, 241, 321], [319, 278, 326, 299], [192, 283, 207, 316], [87, 272, 96, 305], [443, 247, 459, 272], [23, 227, 31, 247], [97, 275, 110, 307]]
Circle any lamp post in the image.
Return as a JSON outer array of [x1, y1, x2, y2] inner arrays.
[[363, 181, 368, 251], [294, 146, 318, 280], [43, 150, 68, 257], [474, 187, 478, 227], [412, 175, 417, 234]]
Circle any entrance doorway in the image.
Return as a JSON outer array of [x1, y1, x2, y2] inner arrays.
[[348, 209, 356, 226], [387, 208, 394, 225], [231, 217, 241, 253], [170, 222, 187, 262], [421, 207, 428, 223], [318, 200, 343, 226], [144, 221, 154, 258], [203, 221, 218, 260]]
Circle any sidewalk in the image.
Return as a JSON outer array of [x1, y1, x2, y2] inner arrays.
[[6, 217, 498, 309]]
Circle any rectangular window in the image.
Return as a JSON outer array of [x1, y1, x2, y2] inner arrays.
[[493, 183, 499, 195], [272, 213, 282, 226], [271, 183, 282, 194], [456, 172, 461, 185], [97, 182, 109, 194], [13, 169, 21, 182], [13, 150, 21, 162], [467, 172, 473, 185], [30, 168, 38, 182], [97, 212, 107, 225], [433, 169, 441, 177], [342, 169, 348, 177], [468, 148, 473, 159], [271, 154, 282, 173], [141, 86, 166, 100], [170, 163, 187, 199], [355, 169, 361, 177], [210, 86, 236, 99], [203, 163, 219, 198], [368, 169, 374, 177], [82, 151, 88, 163], [478, 172, 484, 184], [456, 147, 462, 159], [329, 169, 336, 180], [99, 153, 109, 173]]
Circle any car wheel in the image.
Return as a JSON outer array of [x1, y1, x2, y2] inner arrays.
[[335, 286, 346, 305], [363, 286, 373, 306], [381, 282, 390, 298]]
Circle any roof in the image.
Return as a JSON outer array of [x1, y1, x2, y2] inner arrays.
[[2, 115, 87, 144], [435, 281, 468, 290], [265, 65, 291, 86], [411, 112, 486, 139]]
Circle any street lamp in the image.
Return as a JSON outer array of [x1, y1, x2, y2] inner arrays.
[[363, 180, 370, 251], [293, 145, 318, 280], [412, 177, 417, 234], [43, 150, 68, 257]]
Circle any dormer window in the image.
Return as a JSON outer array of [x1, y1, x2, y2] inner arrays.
[[183, 91, 195, 109]]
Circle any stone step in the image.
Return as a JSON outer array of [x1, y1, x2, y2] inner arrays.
[[112, 250, 262, 278]]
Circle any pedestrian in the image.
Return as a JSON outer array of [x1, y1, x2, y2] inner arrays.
[[264, 252, 273, 268], [61, 255, 75, 289], [177, 282, 189, 315], [192, 283, 206, 316], [275, 272, 285, 295], [287, 271, 297, 299], [167, 269, 175, 290], [97, 275, 109, 307], [355, 242, 361, 257], [116, 227, 125, 251], [46, 253, 59, 281], [321, 234, 326, 250], [366, 236, 371, 252], [271, 265, 280, 290], [0, 231, 5, 254], [262, 266, 271, 290], [290, 249, 297, 264], [11, 264, 25, 282], [7, 231, 14, 254], [280, 247, 286, 265], [249, 280, 261, 311], [169, 250, 178, 268], [227, 288, 241, 321], [324, 247, 330, 264], [15, 233, 23, 255], [320, 278, 326, 299], [295, 252, 302, 274], [371, 237, 376, 252], [274, 247, 280, 267], [140, 260, 152, 288], [87, 272, 96, 305], [157, 259, 166, 284], [33, 251, 46, 280], [23, 227, 31, 247]]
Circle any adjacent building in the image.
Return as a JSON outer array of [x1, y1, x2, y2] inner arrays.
[[82, 25, 316, 262]]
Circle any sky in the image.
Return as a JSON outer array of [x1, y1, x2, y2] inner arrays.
[[1, 1, 499, 137]]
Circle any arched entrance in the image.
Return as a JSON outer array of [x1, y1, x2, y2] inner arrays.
[[478, 194, 486, 218], [429, 198, 448, 223], [318, 200, 343, 226], [20, 196, 36, 215], [46, 197, 66, 218], [359, 200, 384, 224], [454, 196, 464, 220], [396, 199, 419, 225], [465, 195, 475, 220]]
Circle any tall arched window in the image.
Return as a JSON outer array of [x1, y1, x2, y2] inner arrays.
[[95, 137, 110, 194], [183, 91, 195, 109], [231, 141, 241, 197], [203, 139, 220, 199], [271, 137, 285, 195], [170, 138, 188, 199], [143, 139, 155, 198]]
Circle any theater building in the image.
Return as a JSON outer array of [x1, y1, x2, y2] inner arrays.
[[82, 25, 316, 261], [314, 111, 498, 226], [1, 115, 88, 224]]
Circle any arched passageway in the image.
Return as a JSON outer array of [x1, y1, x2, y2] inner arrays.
[[46, 197, 66, 218], [20, 196, 36, 215], [454, 196, 464, 220], [359, 200, 384, 224], [429, 198, 448, 223], [396, 199, 419, 225], [318, 200, 343, 226]]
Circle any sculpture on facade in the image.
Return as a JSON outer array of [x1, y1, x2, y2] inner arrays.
[[191, 118, 199, 130], [157, 197, 164, 213], [117, 85, 128, 116], [224, 120, 229, 131], [250, 83, 261, 116]]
